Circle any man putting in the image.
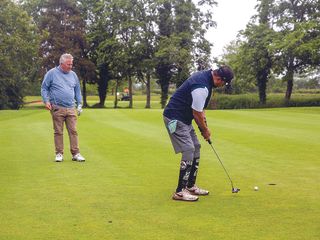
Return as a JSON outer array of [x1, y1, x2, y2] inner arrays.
[[163, 66, 234, 201]]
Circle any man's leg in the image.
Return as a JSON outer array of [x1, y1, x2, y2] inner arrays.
[[187, 127, 209, 195], [187, 126, 201, 187], [188, 157, 200, 186], [65, 108, 79, 156], [176, 150, 194, 192], [51, 108, 65, 155], [164, 117, 198, 201]]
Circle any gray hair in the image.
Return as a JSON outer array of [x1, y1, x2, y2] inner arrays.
[[59, 53, 74, 64]]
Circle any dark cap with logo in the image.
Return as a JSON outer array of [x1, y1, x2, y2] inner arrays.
[[217, 65, 234, 85]]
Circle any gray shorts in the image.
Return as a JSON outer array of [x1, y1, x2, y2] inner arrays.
[[163, 116, 200, 154]]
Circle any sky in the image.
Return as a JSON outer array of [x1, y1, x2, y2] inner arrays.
[[205, 0, 258, 58]]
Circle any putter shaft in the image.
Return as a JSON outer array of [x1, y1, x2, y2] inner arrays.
[[208, 141, 235, 189]]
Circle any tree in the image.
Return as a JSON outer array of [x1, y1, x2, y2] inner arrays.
[[154, 1, 175, 109], [241, 25, 274, 104], [220, 0, 274, 103], [239, 0, 274, 104], [112, 0, 146, 108], [83, 0, 113, 107], [193, 0, 216, 71], [87, 0, 144, 108], [171, 0, 195, 87], [0, 0, 39, 109], [133, 0, 157, 109], [22, 0, 97, 107], [270, 0, 320, 100], [219, 40, 257, 94], [155, 0, 216, 108], [221, 0, 320, 102], [85, 0, 215, 108], [174, 0, 216, 86], [88, 0, 162, 109]]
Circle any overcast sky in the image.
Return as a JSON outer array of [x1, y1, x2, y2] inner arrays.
[[205, 0, 258, 58]]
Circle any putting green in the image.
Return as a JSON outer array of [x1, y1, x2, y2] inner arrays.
[[0, 107, 319, 239]]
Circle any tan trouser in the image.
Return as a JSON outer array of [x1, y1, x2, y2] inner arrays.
[[51, 106, 79, 155]]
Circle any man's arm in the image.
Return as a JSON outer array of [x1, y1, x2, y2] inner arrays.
[[73, 73, 83, 115], [191, 87, 211, 140], [74, 73, 82, 106], [193, 110, 210, 140], [41, 71, 52, 110]]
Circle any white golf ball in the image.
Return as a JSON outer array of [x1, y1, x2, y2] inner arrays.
[[254, 186, 259, 191]]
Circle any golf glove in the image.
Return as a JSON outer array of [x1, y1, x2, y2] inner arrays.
[[77, 104, 83, 116]]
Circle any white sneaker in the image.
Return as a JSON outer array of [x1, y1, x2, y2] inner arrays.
[[72, 153, 85, 162], [172, 189, 199, 201], [55, 153, 63, 162], [186, 185, 209, 196]]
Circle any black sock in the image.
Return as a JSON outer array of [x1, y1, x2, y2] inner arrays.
[[187, 157, 199, 188], [176, 160, 192, 192]]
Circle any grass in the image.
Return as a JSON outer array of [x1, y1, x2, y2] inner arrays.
[[0, 106, 319, 239]]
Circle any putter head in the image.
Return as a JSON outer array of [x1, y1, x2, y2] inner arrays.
[[232, 187, 240, 193]]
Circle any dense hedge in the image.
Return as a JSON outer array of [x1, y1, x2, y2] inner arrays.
[[209, 93, 320, 109]]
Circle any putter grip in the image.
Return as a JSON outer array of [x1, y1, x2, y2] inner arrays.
[[207, 139, 212, 144]]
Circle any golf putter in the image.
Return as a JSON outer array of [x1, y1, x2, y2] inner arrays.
[[207, 139, 240, 193]]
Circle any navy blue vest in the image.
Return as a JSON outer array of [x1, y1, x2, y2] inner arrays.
[[163, 69, 214, 125]]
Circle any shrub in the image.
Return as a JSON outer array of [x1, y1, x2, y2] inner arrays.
[[209, 93, 320, 109]]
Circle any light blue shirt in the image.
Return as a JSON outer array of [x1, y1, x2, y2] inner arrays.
[[41, 66, 82, 108]]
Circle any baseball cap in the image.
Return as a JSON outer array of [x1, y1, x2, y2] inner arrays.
[[217, 65, 234, 85]]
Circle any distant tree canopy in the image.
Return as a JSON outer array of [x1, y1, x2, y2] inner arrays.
[[83, 0, 215, 108], [221, 0, 320, 104], [1, 0, 319, 109], [155, 0, 215, 108], [271, 0, 320, 100], [0, 0, 39, 109]]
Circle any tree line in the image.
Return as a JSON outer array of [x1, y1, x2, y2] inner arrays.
[[0, 0, 319, 110], [1, 0, 215, 109], [221, 0, 320, 104]]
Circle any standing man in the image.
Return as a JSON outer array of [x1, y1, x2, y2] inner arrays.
[[41, 53, 85, 162], [163, 66, 234, 201]]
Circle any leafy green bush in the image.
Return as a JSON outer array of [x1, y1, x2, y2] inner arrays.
[[294, 89, 320, 94], [285, 94, 320, 107], [210, 93, 320, 109]]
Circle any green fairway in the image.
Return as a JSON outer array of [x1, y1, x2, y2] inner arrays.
[[0, 107, 319, 239]]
